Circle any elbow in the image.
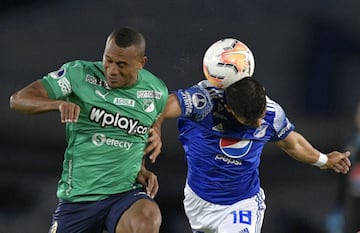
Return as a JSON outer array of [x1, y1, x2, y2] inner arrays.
[[9, 93, 29, 114], [9, 94, 18, 111]]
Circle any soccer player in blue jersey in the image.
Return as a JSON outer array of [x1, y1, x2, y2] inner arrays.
[[152, 76, 351, 233]]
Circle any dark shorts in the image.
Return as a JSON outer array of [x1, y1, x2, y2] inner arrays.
[[48, 188, 153, 233]]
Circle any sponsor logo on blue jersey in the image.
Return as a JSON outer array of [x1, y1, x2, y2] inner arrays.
[[219, 137, 252, 159]]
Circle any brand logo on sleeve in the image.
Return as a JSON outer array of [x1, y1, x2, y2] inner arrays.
[[57, 77, 71, 95], [191, 93, 207, 109], [49, 68, 66, 79], [181, 91, 193, 116]]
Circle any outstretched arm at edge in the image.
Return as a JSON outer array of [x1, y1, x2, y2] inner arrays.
[[275, 131, 351, 174]]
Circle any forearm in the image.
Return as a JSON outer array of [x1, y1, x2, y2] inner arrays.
[[152, 94, 181, 129], [10, 81, 63, 114], [162, 94, 182, 118], [10, 95, 62, 114], [276, 131, 323, 165], [277, 131, 351, 173]]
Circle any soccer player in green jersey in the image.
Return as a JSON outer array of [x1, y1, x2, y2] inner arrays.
[[10, 27, 168, 233]]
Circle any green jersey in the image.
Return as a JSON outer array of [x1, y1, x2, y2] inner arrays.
[[40, 60, 168, 202]]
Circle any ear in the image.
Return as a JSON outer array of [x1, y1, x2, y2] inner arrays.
[[254, 118, 263, 128], [139, 56, 148, 69], [224, 104, 232, 113]]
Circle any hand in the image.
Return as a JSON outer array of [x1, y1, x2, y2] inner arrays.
[[136, 166, 159, 198], [144, 127, 162, 163], [58, 101, 80, 123], [321, 151, 351, 174]]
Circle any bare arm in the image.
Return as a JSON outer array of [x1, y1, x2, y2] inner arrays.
[[154, 93, 182, 125], [275, 131, 351, 174], [10, 80, 80, 123], [145, 94, 182, 163]]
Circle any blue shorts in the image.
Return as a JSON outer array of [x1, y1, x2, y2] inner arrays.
[[48, 188, 153, 233]]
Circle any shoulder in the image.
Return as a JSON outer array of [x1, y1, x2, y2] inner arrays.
[[61, 60, 101, 71], [49, 60, 102, 78], [264, 96, 286, 123], [55, 60, 103, 83], [264, 96, 295, 137], [265, 96, 284, 114], [139, 69, 167, 89]]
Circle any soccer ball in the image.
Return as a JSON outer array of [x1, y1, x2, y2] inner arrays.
[[203, 38, 255, 89]]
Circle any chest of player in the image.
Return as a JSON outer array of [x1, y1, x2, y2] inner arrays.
[[69, 80, 160, 132]]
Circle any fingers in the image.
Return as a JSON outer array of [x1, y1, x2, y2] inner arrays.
[[144, 128, 162, 163], [59, 102, 80, 123], [147, 146, 161, 163], [146, 173, 159, 198], [336, 152, 351, 174], [136, 167, 159, 198], [341, 151, 351, 160], [332, 160, 350, 174], [329, 151, 351, 174]]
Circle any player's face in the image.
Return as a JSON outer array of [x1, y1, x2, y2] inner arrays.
[[103, 38, 147, 88], [225, 105, 265, 128], [235, 116, 263, 128]]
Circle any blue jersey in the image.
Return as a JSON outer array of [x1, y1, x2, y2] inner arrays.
[[175, 80, 295, 205]]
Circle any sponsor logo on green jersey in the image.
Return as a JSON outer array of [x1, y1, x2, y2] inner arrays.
[[89, 106, 148, 135]]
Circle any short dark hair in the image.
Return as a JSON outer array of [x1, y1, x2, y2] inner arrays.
[[225, 77, 266, 123], [109, 27, 146, 56]]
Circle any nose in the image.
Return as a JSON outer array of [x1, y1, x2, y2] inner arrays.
[[108, 63, 120, 76]]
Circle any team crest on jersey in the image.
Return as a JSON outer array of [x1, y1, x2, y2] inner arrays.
[[143, 99, 155, 112], [49, 68, 66, 79], [253, 125, 268, 138], [219, 137, 252, 158], [191, 93, 207, 109]]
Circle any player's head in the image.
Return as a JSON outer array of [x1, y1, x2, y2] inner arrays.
[[102, 27, 147, 88], [225, 77, 266, 128]]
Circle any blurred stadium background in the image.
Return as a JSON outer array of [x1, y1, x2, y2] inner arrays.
[[1, 0, 360, 232]]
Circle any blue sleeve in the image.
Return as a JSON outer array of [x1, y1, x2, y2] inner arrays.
[[270, 99, 295, 140], [174, 84, 214, 121]]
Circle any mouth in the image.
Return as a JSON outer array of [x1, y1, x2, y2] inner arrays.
[[106, 75, 122, 83]]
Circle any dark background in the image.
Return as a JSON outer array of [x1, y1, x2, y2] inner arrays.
[[1, 0, 360, 232]]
